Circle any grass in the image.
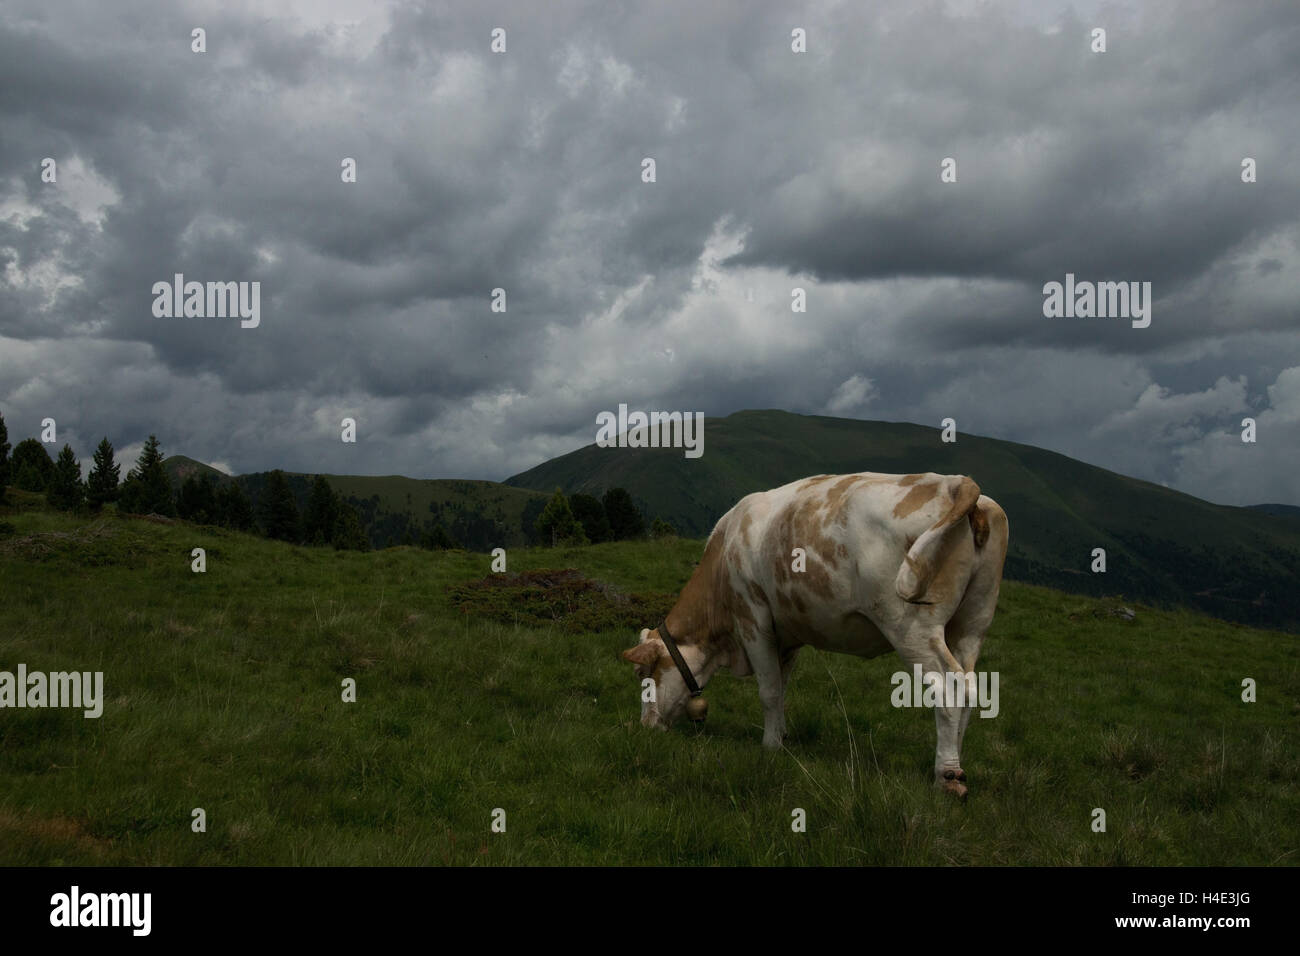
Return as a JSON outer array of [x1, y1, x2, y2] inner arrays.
[[1, 493, 1297, 865]]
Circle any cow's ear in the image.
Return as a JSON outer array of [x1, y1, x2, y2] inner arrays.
[[622, 643, 659, 668]]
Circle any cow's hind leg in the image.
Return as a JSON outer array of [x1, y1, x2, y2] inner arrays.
[[945, 615, 989, 777], [894, 624, 971, 800], [777, 645, 801, 741], [941, 546, 1002, 796]]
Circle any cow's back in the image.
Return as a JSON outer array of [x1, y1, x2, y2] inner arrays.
[[715, 472, 996, 657]]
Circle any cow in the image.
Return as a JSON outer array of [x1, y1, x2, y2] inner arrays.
[[622, 472, 1009, 799]]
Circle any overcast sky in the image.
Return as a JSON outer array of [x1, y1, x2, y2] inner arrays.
[[1, 0, 1297, 505]]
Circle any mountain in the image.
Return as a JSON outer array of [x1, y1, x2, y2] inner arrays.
[[1249, 503, 1300, 522], [506, 409, 1300, 632], [162, 454, 231, 487]]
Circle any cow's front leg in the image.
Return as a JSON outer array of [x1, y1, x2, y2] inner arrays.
[[744, 634, 786, 749]]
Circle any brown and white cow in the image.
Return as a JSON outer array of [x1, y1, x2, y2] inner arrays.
[[622, 472, 1009, 798]]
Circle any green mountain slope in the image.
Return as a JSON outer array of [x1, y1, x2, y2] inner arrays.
[[506, 409, 1300, 631]]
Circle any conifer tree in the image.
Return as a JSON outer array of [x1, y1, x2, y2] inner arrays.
[[177, 474, 218, 524], [216, 481, 254, 531], [419, 521, 458, 550], [570, 493, 612, 543], [602, 487, 645, 540], [85, 437, 121, 512], [46, 444, 84, 512], [259, 469, 300, 542], [535, 488, 588, 546], [331, 501, 369, 550], [0, 411, 10, 500], [303, 476, 339, 545], [119, 435, 175, 516]]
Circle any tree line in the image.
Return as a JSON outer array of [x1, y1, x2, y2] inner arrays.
[[533, 486, 675, 546], [1, 411, 673, 551], [0, 414, 367, 550]]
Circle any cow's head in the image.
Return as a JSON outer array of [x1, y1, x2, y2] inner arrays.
[[622, 626, 720, 728]]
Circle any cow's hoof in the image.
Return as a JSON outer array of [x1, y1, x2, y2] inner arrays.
[[938, 769, 968, 801]]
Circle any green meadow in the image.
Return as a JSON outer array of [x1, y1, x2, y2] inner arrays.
[[1, 493, 1296, 865]]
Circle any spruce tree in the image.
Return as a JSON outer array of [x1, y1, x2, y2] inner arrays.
[[177, 474, 218, 524], [46, 444, 84, 512], [535, 488, 588, 547], [602, 487, 645, 540], [259, 469, 300, 542], [216, 481, 254, 531], [119, 435, 175, 516], [302, 476, 339, 545], [570, 493, 612, 543], [419, 521, 458, 550], [331, 501, 369, 550], [85, 437, 121, 512], [0, 411, 10, 499]]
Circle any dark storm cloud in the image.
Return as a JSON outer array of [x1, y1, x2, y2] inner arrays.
[[0, 0, 1296, 504]]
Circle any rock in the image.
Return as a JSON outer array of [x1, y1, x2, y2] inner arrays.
[[1092, 603, 1136, 621]]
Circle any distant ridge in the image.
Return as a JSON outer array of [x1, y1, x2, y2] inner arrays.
[[1248, 503, 1300, 521], [157, 411, 1300, 630]]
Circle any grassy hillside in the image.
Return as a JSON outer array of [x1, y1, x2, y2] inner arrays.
[[1, 497, 1295, 865], [507, 409, 1300, 632]]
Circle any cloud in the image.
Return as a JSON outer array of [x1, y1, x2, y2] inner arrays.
[[825, 375, 877, 416], [1170, 366, 1300, 504], [0, 0, 1296, 506]]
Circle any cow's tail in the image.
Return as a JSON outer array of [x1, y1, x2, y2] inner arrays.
[[895, 476, 984, 604]]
